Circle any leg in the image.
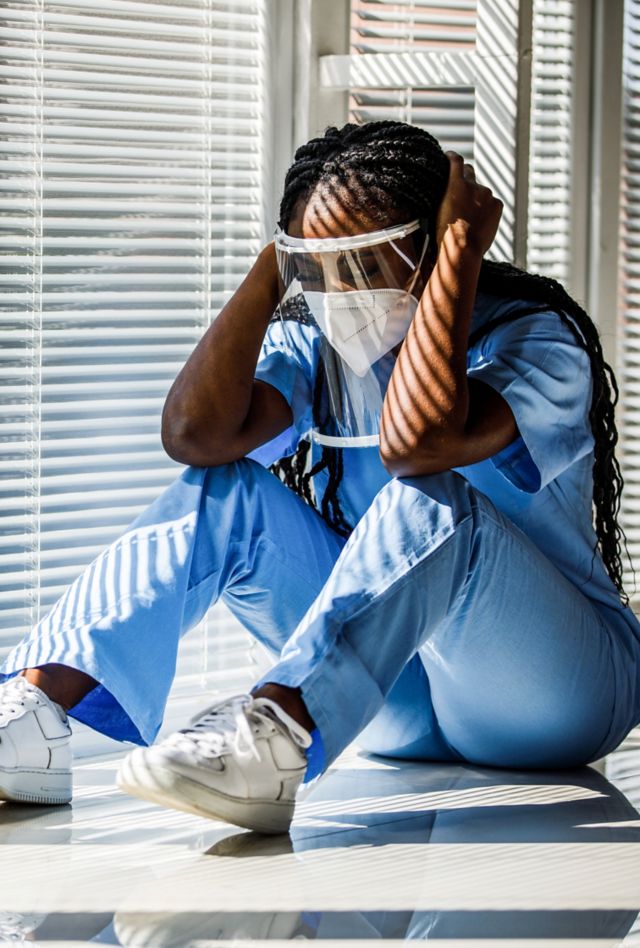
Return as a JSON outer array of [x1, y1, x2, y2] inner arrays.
[[1, 459, 344, 746], [20, 665, 99, 712], [355, 653, 461, 762], [256, 471, 625, 771], [256, 651, 461, 763]]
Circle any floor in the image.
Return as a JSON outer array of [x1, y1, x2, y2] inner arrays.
[[2, 727, 640, 946]]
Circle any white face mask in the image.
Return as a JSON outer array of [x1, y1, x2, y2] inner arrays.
[[303, 288, 420, 377]]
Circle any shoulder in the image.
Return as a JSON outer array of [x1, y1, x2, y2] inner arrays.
[[470, 292, 587, 363], [468, 294, 593, 412]]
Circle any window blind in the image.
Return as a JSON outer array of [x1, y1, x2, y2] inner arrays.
[[619, 0, 640, 585], [349, 0, 476, 158], [341, 0, 527, 262], [0, 0, 272, 731], [347, 0, 581, 279], [527, 0, 574, 284]]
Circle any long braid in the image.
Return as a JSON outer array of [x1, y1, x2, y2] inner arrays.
[[269, 297, 352, 537], [479, 261, 630, 601], [270, 120, 630, 599]]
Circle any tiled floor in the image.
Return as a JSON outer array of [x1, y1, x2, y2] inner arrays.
[[2, 729, 640, 945]]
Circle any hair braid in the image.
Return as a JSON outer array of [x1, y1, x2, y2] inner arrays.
[[270, 120, 631, 599], [478, 260, 630, 600]]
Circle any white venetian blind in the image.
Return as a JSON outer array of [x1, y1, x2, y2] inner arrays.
[[527, 0, 574, 283], [0, 0, 271, 708], [619, 0, 640, 586], [349, 0, 476, 158], [342, 0, 537, 264], [348, 0, 579, 277]]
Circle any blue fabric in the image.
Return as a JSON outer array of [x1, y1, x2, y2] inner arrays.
[[303, 726, 326, 783], [252, 292, 617, 609], [1, 292, 639, 778]]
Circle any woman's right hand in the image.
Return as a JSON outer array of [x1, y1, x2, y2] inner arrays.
[[435, 152, 503, 256]]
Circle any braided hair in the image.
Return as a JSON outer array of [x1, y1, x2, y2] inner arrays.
[[270, 120, 631, 599]]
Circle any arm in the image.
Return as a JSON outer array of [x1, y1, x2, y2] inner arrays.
[[379, 154, 517, 477], [161, 243, 293, 467]]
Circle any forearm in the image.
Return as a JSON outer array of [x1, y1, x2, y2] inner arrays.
[[380, 226, 483, 472], [162, 245, 280, 452]]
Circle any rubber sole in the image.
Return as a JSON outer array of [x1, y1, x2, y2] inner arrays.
[[0, 766, 72, 806], [116, 753, 294, 835]]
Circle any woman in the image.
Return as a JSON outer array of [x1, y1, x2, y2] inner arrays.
[[1, 121, 639, 836]]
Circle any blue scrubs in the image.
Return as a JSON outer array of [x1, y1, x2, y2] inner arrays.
[[2, 292, 639, 775]]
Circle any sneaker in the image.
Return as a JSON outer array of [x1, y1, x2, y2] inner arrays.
[[114, 909, 307, 946], [116, 694, 312, 835], [0, 676, 72, 805], [0, 912, 47, 943]]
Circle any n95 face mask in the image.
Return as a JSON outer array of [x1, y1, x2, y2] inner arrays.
[[302, 287, 419, 377]]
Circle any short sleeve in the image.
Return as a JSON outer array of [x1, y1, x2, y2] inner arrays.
[[247, 319, 313, 467], [467, 312, 594, 492]]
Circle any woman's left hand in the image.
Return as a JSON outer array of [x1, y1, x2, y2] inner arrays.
[[435, 152, 503, 256]]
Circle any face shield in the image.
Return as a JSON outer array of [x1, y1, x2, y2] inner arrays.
[[274, 218, 429, 448]]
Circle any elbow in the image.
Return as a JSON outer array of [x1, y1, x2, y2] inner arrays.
[[379, 448, 442, 479], [161, 430, 235, 468], [160, 422, 199, 465], [379, 437, 426, 478], [161, 399, 250, 467], [160, 416, 230, 468], [161, 426, 195, 465], [378, 427, 453, 478], [161, 406, 194, 463]]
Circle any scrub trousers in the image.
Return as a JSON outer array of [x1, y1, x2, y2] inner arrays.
[[0, 458, 634, 774]]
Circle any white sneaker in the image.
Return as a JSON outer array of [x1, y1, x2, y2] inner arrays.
[[0, 912, 47, 943], [0, 677, 72, 805], [116, 694, 312, 835], [114, 909, 306, 946]]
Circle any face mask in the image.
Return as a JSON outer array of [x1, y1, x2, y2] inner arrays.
[[303, 288, 420, 377]]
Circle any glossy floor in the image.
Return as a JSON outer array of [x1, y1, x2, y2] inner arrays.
[[2, 729, 640, 946]]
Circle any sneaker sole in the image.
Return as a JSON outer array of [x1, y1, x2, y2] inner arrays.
[[116, 754, 294, 835], [0, 766, 72, 806]]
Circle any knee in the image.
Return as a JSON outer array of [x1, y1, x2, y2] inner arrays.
[[373, 470, 483, 535]]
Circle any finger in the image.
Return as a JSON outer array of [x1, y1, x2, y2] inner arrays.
[[463, 162, 476, 181], [445, 151, 464, 176]]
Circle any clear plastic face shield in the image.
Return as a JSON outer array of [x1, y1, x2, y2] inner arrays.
[[274, 219, 430, 448]]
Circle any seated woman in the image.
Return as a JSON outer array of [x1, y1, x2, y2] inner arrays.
[[1, 121, 639, 836]]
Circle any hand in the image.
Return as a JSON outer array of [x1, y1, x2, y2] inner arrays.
[[435, 152, 503, 256]]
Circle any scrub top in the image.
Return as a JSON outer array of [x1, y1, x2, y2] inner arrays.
[[249, 290, 640, 641]]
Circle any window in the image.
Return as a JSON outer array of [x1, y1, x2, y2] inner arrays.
[[527, 1, 575, 285], [349, 0, 476, 158], [342, 0, 580, 277], [322, 0, 542, 266], [0, 0, 275, 746], [619, 0, 640, 588]]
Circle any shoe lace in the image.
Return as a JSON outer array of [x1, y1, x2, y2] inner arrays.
[[165, 695, 267, 763], [0, 677, 39, 726], [0, 912, 27, 942], [0, 912, 45, 942]]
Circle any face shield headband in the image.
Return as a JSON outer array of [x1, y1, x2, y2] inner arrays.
[[273, 218, 428, 291]]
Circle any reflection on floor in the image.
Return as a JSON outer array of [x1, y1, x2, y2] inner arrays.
[[2, 730, 640, 945]]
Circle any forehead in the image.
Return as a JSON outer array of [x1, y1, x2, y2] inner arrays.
[[287, 185, 389, 239]]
